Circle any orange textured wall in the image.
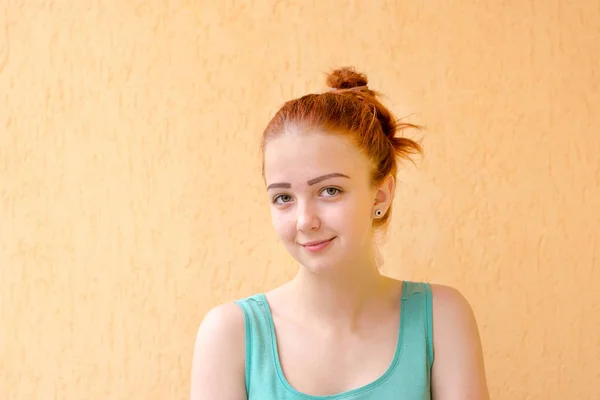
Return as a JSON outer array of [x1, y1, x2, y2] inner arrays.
[[1, 1, 598, 399]]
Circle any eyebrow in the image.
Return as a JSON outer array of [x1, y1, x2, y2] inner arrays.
[[266, 173, 350, 190]]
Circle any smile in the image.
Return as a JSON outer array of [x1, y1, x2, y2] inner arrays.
[[299, 237, 336, 252]]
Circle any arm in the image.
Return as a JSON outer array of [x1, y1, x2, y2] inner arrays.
[[430, 285, 490, 400], [190, 302, 247, 400]]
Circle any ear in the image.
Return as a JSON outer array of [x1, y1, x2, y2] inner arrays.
[[373, 174, 395, 214]]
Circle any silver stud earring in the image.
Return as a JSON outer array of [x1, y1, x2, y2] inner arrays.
[[374, 209, 383, 218]]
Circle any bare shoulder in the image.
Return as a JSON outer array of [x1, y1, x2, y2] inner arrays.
[[190, 302, 247, 400], [430, 284, 475, 321], [195, 301, 246, 342], [429, 284, 490, 400]]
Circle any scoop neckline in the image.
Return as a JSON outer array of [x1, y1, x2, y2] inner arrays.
[[258, 280, 407, 399]]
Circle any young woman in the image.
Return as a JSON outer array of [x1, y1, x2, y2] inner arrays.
[[190, 67, 490, 399]]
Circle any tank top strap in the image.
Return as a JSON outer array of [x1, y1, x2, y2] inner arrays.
[[400, 281, 435, 369], [234, 293, 278, 395]]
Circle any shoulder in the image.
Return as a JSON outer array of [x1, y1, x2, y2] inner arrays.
[[429, 283, 475, 322], [429, 283, 481, 351], [196, 301, 246, 340], [192, 301, 246, 363], [428, 284, 490, 399], [190, 302, 247, 399]]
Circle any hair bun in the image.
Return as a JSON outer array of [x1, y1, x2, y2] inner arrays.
[[326, 67, 368, 90]]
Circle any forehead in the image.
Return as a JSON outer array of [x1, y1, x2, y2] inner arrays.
[[263, 129, 371, 184]]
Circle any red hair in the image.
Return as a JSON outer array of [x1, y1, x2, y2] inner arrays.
[[261, 67, 423, 228]]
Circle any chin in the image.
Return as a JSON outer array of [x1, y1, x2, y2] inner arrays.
[[299, 258, 342, 274], [287, 238, 349, 274]]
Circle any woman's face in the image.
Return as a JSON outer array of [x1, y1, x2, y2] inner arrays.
[[263, 128, 390, 274]]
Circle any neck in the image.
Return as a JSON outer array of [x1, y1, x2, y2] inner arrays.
[[288, 250, 390, 329]]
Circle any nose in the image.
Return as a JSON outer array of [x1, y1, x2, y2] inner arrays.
[[296, 201, 320, 232]]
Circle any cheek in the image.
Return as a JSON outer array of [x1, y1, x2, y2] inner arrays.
[[270, 209, 296, 239], [322, 198, 372, 232], [320, 206, 349, 228]]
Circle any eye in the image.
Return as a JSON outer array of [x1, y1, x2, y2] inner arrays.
[[273, 194, 293, 205], [320, 187, 342, 197]]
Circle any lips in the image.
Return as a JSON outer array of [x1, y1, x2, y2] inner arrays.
[[299, 237, 336, 252], [302, 238, 333, 246]]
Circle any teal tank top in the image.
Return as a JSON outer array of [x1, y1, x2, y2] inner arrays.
[[234, 281, 434, 399]]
